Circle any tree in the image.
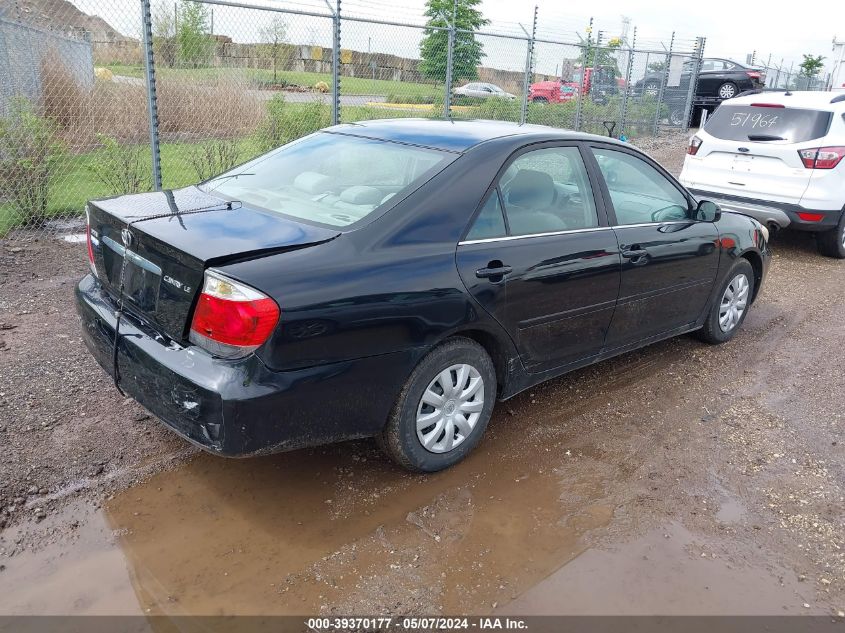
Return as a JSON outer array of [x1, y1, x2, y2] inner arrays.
[[647, 60, 666, 73], [419, 0, 489, 84], [177, 0, 214, 67], [152, 1, 177, 67], [580, 36, 623, 77], [799, 53, 825, 78], [259, 17, 289, 84]]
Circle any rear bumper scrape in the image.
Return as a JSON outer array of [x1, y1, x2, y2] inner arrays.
[[75, 274, 413, 456]]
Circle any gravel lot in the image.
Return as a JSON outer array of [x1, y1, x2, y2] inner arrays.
[[1, 133, 843, 617]]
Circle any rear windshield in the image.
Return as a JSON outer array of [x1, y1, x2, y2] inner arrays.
[[704, 104, 832, 143], [200, 132, 454, 228]]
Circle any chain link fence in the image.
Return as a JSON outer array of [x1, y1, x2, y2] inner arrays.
[[0, 0, 706, 241]]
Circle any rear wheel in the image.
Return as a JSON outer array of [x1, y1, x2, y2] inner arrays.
[[695, 260, 755, 344], [717, 81, 738, 100], [816, 212, 845, 259], [378, 338, 496, 472], [532, 96, 548, 103]]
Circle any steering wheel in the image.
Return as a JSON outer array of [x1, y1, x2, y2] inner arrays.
[[651, 205, 687, 222]]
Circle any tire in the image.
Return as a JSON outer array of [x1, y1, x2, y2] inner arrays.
[[669, 106, 687, 127], [695, 259, 755, 345], [532, 96, 548, 103], [816, 212, 845, 259], [717, 81, 738, 100], [377, 337, 497, 472]]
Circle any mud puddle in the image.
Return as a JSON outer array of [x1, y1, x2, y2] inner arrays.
[[0, 427, 815, 616]]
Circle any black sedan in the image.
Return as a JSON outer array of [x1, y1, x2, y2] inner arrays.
[[636, 58, 765, 101], [76, 119, 770, 472]]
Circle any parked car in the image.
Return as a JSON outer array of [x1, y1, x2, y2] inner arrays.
[[529, 66, 621, 104], [77, 119, 770, 472], [635, 58, 765, 101], [680, 91, 845, 258], [453, 82, 516, 100]]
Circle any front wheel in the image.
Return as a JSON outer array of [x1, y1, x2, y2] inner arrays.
[[695, 259, 755, 344], [378, 337, 497, 472], [816, 212, 845, 259]]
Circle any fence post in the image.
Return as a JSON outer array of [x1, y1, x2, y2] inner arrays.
[[444, 24, 455, 118], [519, 5, 538, 125], [652, 31, 674, 136], [331, 0, 341, 124], [682, 36, 705, 132], [140, 0, 162, 191], [619, 26, 636, 137], [573, 18, 593, 132]]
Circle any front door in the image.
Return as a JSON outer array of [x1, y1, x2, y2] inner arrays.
[[587, 144, 720, 349], [456, 144, 621, 373]]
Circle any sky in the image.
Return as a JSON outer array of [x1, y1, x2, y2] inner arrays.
[[71, 0, 844, 76]]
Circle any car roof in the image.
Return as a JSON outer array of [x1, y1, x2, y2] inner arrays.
[[725, 91, 845, 111], [326, 118, 626, 152]]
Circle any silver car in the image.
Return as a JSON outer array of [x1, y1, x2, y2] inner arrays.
[[453, 82, 516, 100]]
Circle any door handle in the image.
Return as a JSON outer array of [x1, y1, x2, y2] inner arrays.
[[476, 265, 513, 279], [621, 249, 648, 259]]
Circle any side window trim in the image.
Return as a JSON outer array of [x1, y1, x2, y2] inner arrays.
[[459, 140, 608, 243], [583, 142, 695, 227]]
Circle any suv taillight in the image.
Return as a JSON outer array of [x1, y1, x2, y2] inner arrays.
[[189, 271, 280, 359], [798, 146, 845, 170], [688, 135, 703, 156], [85, 206, 97, 276]]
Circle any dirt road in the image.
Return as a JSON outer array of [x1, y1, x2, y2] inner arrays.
[[1, 139, 843, 617]]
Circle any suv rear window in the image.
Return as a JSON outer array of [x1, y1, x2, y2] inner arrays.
[[704, 105, 832, 143]]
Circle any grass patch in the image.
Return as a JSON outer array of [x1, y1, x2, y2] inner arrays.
[[0, 137, 262, 237], [105, 64, 442, 98]]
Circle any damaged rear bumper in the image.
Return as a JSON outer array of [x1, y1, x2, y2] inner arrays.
[[75, 274, 410, 456]]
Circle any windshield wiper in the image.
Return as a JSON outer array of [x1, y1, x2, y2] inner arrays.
[[747, 134, 785, 141]]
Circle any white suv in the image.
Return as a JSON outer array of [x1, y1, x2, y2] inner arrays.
[[680, 91, 845, 258]]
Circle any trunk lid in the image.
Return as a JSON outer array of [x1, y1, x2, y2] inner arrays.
[[88, 186, 339, 342]]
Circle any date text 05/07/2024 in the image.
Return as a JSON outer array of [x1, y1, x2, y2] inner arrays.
[[305, 617, 529, 630]]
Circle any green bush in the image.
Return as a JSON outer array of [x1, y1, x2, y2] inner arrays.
[[90, 134, 152, 195], [255, 95, 331, 152], [186, 138, 240, 181], [0, 98, 62, 225]]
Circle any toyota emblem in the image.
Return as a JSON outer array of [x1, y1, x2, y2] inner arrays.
[[121, 228, 133, 247]]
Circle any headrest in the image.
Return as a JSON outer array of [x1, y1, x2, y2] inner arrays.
[[340, 185, 383, 205], [507, 169, 556, 208], [294, 171, 332, 194]]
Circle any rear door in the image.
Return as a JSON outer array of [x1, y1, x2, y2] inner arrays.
[[685, 103, 833, 203], [456, 143, 621, 373], [587, 144, 720, 348]]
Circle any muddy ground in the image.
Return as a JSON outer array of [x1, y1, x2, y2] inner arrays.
[[0, 136, 843, 617]]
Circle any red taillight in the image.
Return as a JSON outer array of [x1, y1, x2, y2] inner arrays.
[[189, 271, 280, 359], [796, 212, 825, 222], [85, 206, 97, 276], [746, 71, 762, 80], [749, 102, 784, 108], [799, 146, 845, 170], [688, 135, 703, 156]]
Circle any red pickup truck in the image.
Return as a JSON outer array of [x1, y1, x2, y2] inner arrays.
[[529, 66, 623, 104]]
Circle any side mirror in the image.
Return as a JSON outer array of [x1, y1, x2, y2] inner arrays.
[[696, 199, 721, 222]]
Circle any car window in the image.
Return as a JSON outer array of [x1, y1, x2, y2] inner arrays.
[[700, 60, 716, 72], [201, 133, 453, 228], [591, 148, 690, 225], [465, 192, 506, 241], [498, 146, 598, 236], [704, 105, 833, 143]]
